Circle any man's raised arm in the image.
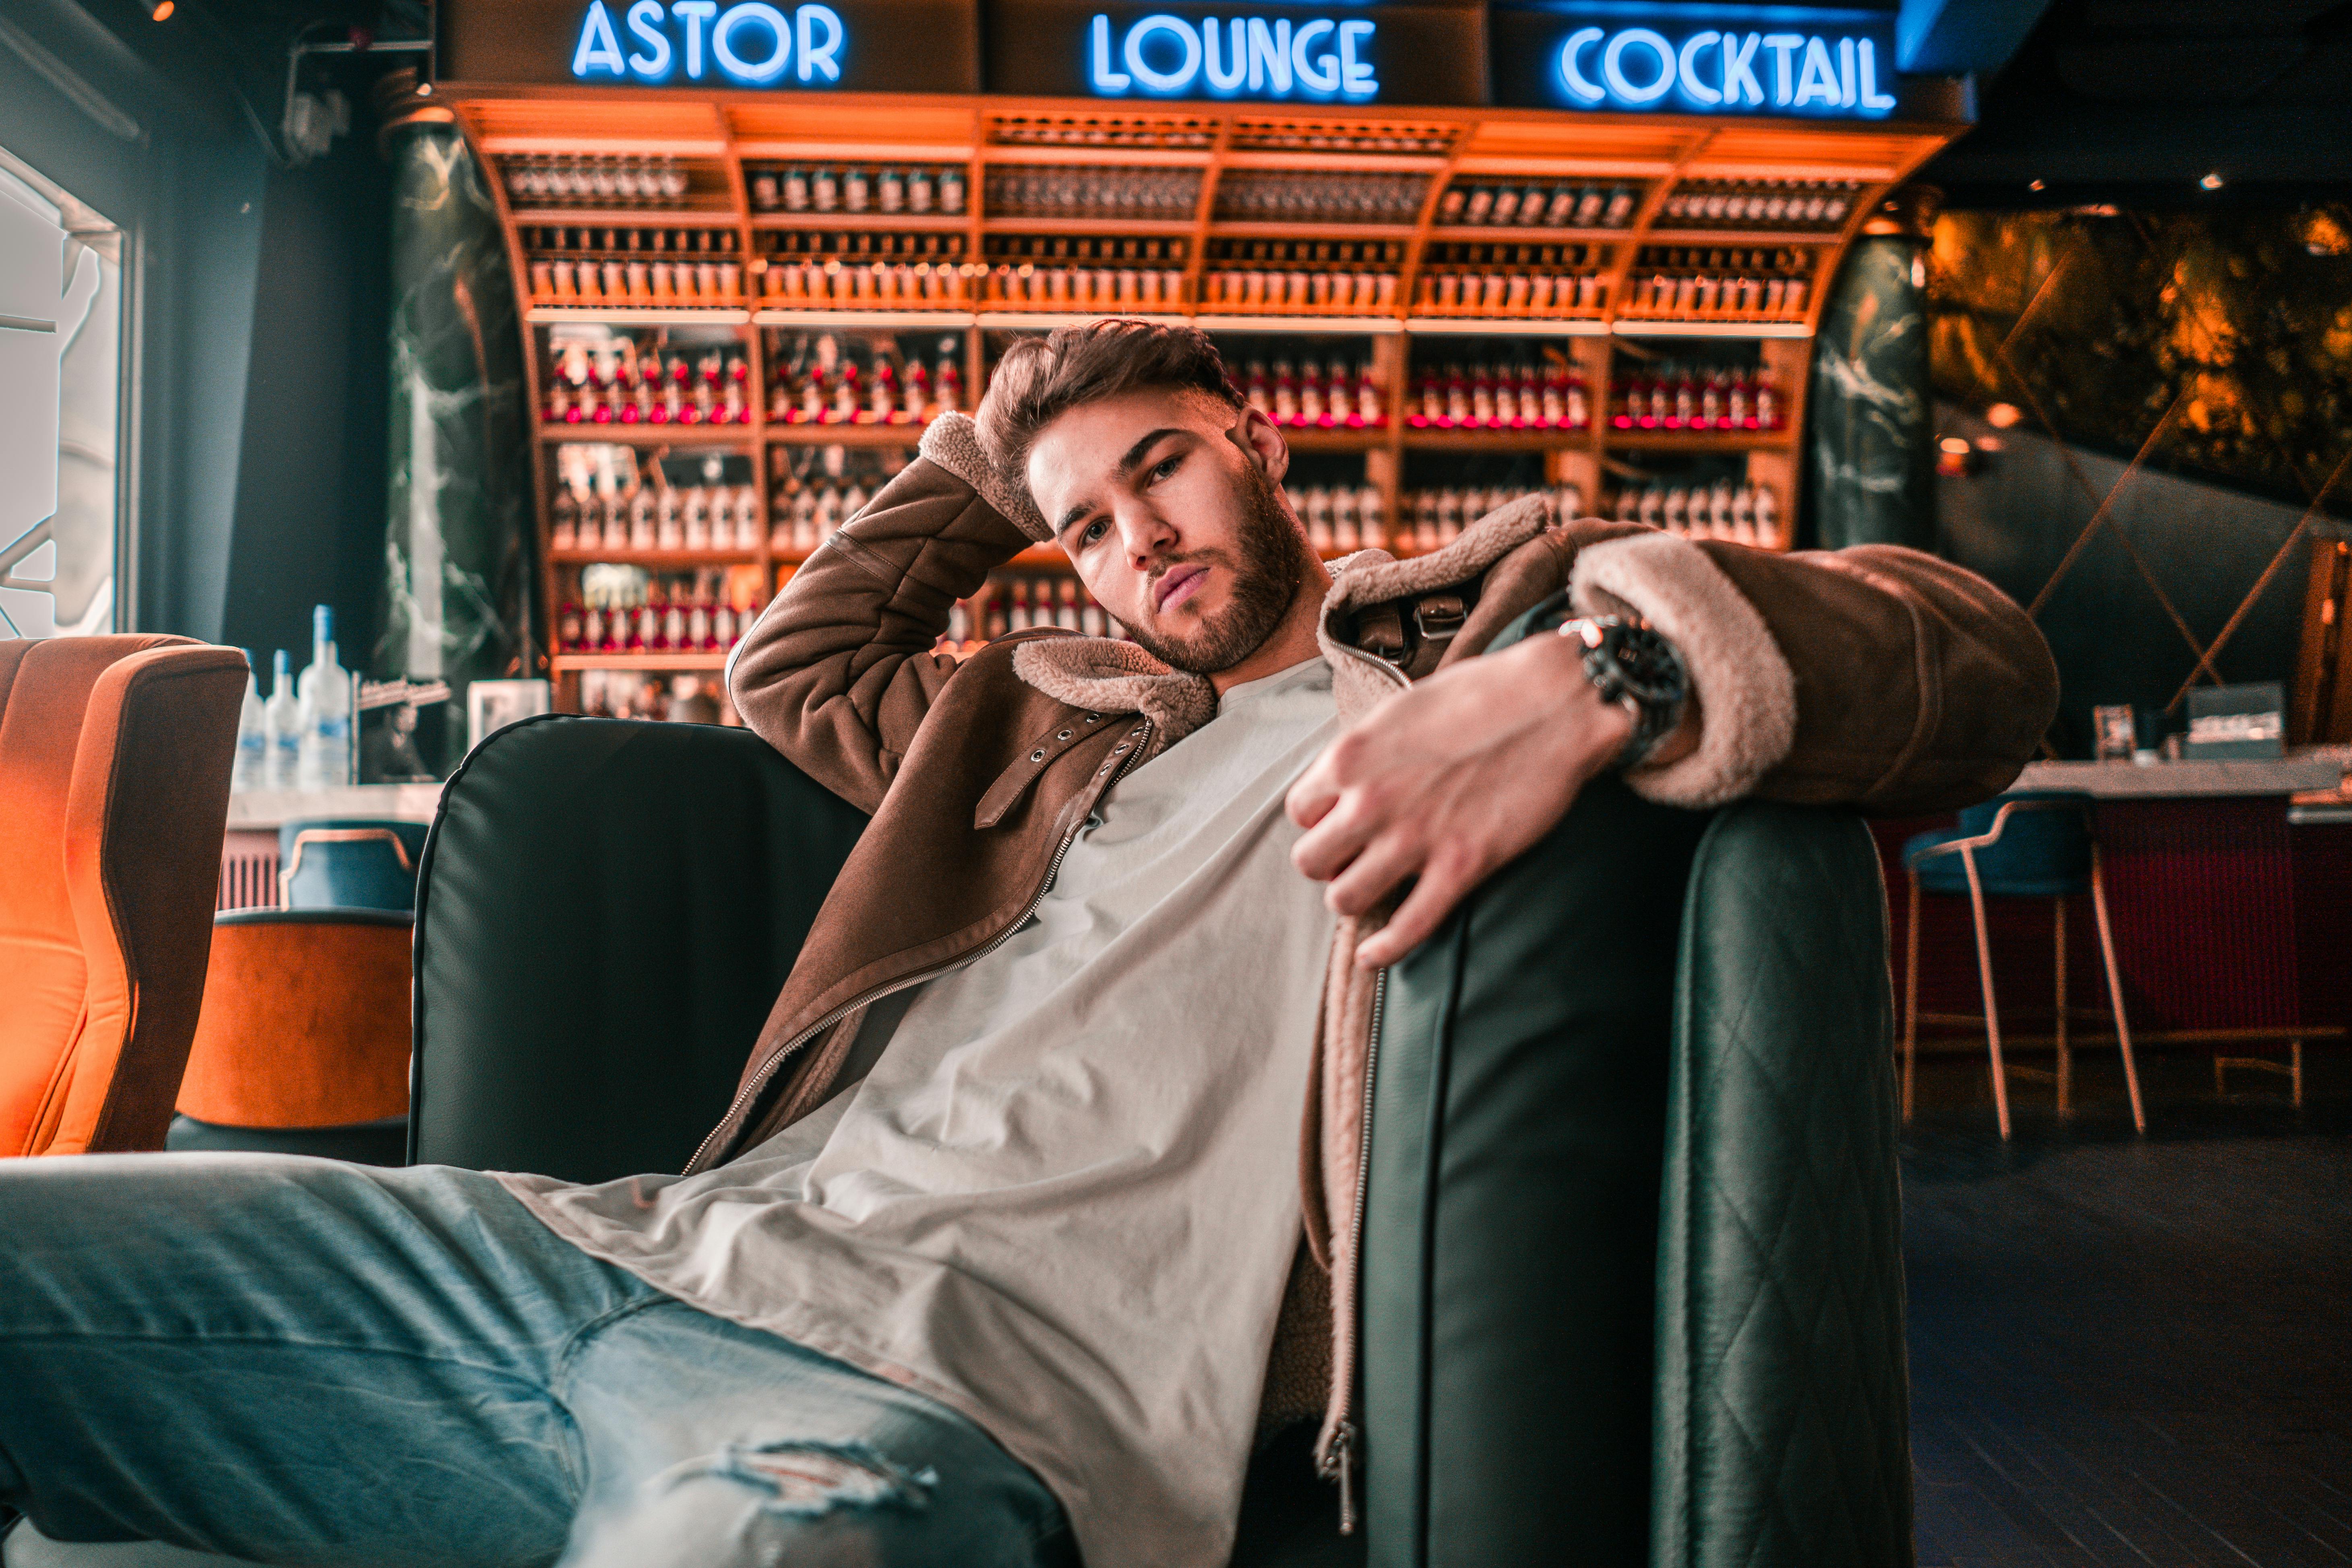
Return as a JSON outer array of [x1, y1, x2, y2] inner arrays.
[[726, 414, 1041, 813]]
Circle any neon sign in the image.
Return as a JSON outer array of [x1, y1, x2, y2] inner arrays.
[[1492, 5, 1904, 118], [1085, 12, 1378, 100], [570, 0, 847, 85]]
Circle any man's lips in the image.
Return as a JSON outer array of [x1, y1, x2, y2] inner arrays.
[[1153, 563, 1209, 613]]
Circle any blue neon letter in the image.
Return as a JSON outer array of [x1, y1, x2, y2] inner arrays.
[[1602, 27, 1674, 104], [1246, 17, 1292, 93], [1291, 18, 1338, 93], [1203, 17, 1246, 91], [1124, 14, 1200, 92], [573, 0, 628, 76], [1676, 29, 1721, 105], [1794, 35, 1839, 107], [1090, 14, 1131, 90], [1720, 31, 1763, 105], [1856, 39, 1896, 112], [794, 2, 841, 80], [1337, 19, 1376, 97], [672, 0, 715, 75], [1558, 25, 1604, 103]]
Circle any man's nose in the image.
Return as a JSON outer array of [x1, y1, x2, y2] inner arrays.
[[1116, 505, 1177, 570]]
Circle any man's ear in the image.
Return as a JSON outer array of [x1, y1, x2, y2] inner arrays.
[[1224, 403, 1291, 486]]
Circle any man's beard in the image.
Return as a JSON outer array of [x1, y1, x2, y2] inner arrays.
[[1122, 463, 1315, 676]]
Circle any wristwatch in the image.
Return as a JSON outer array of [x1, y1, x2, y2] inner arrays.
[[1555, 614, 1689, 770]]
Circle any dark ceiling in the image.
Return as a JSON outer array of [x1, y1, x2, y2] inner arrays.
[[1921, 0, 2352, 207]]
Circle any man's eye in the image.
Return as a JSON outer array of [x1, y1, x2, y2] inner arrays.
[[1079, 518, 1110, 546], [1150, 454, 1183, 483]]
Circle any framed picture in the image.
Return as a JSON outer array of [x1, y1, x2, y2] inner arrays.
[[466, 679, 553, 752]]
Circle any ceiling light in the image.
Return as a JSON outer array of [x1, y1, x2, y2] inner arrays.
[[147, 0, 173, 19], [2200, 172, 2224, 191], [1984, 403, 2024, 430], [2028, 179, 2044, 192]]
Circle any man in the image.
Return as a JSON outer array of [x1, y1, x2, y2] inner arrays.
[[0, 322, 2054, 1568]]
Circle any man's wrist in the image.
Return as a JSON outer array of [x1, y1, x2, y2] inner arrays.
[[1553, 615, 1689, 770]]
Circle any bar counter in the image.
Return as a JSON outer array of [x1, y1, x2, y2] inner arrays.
[[1878, 754, 2352, 1076]]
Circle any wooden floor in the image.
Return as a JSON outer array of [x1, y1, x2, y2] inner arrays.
[[1902, 1052, 2352, 1568]]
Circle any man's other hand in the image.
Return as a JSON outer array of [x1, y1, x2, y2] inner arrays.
[[1286, 632, 1690, 969]]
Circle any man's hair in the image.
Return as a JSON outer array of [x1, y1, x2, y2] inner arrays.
[[977, 320, 1246, 475]]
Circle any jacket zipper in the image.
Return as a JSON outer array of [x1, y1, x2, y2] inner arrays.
[[683, 718, 1155, 1176], [1317, 962, 1387, 1533], [1306, 628, 1411, 1534]]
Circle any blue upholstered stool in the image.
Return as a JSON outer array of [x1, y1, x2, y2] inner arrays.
[[279, 818, 430, 912], [1900, 790, 2145, 1138]]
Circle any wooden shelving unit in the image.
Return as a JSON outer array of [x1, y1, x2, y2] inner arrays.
[[445, 89, 1961, 702]]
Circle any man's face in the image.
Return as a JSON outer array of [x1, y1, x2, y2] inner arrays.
[[1025, 388, 1314, 676]]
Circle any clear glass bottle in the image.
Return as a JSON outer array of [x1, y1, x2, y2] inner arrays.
[[231, 653, 265, 793], [293, 605, 351, 793]]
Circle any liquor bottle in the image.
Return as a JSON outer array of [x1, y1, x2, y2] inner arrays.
[[935, 349, 964, 415], [551, 487, 579, 551], [1356, 363, 1383, 427], [231, 653, 265, 793], [1007, 579, 1032, 633], [1079, 590, 1106, 639], [903, 358, 929, 422], [293, 605, 352, 793], [262, 649, 303, 790], [1055, 579, 1081, 632]]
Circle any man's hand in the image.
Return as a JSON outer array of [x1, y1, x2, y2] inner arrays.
[[1286, 632, 1691, 969]]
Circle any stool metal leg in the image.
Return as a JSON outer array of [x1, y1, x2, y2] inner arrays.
[[1903, 874, 1922, 1123], [2090, 848, 2145, 1134], [2053, 895, 2070, 1116], [1962, 846, 2011, 1140]]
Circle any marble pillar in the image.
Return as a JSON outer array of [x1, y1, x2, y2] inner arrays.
[[1808, 226, 1935, 552], [376, 75, 532, 740]]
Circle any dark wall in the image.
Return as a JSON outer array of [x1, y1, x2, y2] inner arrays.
[[1, 0, 393, 665], [1924, 205, 2348, 756], [218, 130, 392, 671], [1934, 403, 2311, 760]]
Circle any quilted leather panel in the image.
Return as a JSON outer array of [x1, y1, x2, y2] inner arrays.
[[1654, 803, 1912, 1568]]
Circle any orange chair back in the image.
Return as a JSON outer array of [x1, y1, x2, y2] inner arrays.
[[0, 635, 248, 1155], [176, 911, 413, 1129]]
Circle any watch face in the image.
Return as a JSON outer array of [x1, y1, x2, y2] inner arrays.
[[1606, 625, 1687, 707]]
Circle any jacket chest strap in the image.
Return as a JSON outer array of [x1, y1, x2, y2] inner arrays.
[[974, 709, 1117, 829]]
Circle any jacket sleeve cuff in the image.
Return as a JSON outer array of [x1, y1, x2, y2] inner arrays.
[[1569, 532, 1796, 808], [919, 412, 1053, 542]]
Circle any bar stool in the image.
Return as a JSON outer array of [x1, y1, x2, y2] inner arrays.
[[1901, 790, 2145, 1139]]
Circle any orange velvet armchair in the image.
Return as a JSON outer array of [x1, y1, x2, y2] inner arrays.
[[0, 635, 248, 1157]]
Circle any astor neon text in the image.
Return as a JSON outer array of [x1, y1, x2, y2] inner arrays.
[[1086, 14, 1379, 100], [1554, 23, 1896, 115], [570, 0, 848, 85]]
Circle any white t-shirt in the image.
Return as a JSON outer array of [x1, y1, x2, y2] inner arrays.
[[498, 657, 1340, 1567]]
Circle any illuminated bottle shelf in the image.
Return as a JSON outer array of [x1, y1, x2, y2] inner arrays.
[[457, 89, 1963, 704]]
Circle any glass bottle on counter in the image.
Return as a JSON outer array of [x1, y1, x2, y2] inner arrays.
[[294, 605, 352, 793], [265, 648, 300, 790], [231, 653, 265, 793]]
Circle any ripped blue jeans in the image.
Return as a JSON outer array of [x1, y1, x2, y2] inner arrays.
[[0, 1155, 1073, 1568]]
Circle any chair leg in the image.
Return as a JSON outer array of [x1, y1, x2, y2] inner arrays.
[[2090, 851, 2146, 1134], [1903, 875, 1922, 1124], [2292, 1040, 2304, 1109], [1963, 849, 2010, 1140], [2053, 895, 2070, 1116]]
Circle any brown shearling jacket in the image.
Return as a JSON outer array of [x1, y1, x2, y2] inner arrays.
[[711, 413, 2058, 1514]]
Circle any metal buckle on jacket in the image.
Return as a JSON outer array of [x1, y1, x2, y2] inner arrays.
[[1412, 593, 1466, 649]]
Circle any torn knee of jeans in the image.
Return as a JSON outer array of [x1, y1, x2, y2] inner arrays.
[[674, 1438, 939, 1520]]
